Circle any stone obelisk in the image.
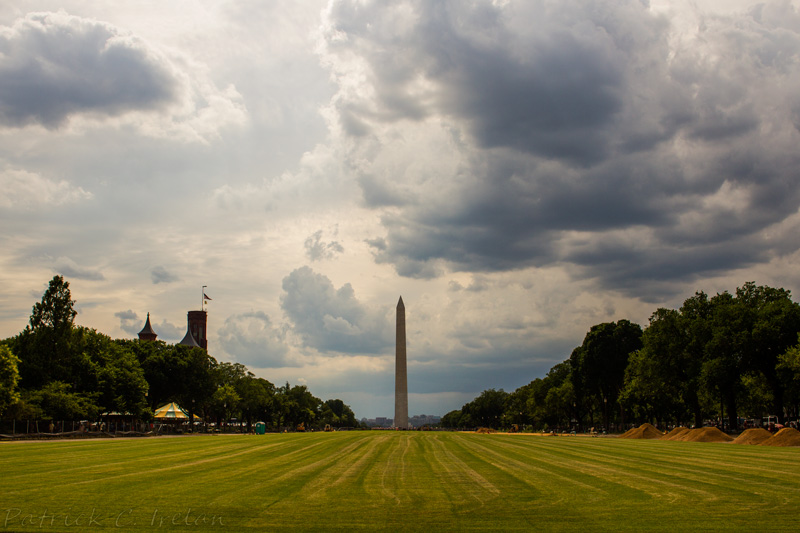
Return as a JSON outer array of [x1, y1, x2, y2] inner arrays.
[[394, 296, 408, 429]]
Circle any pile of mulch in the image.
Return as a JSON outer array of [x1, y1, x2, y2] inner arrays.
[[618, 423, 663, 439], [761, 427, 800, 447], [661, 427, 690, 441], [732, 428, 773, 445], [678, 427, 733, 443], [618, 424, 800, 446], [475, 427, 496, 434]]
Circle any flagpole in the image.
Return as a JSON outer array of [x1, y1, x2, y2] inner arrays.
[[202, 285, 207, 312]]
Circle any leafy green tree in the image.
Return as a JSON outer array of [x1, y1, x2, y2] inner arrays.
[[543, 377, 574, 430], [621, 308, 694, 427], [125, 339, 216, 420], [504, 383, 532, 428], [177, 346, 217, 423], [29, 275, 77, 331], [569, 346, 589, 429], [573, 320, 642, 430], [737, 283, 800, 422], [441, 409, 462, 428], [462, 389, 508, 428], [236, 376, 276, 431], [96, 341, 149, 418], [320, 399, 356, 428], [121, 339, 177, 410], [13, 275, 79, 389], [271, 383, 322, 429], [702, 290, 754, 430], [514, 362, 573, 431], [212, 384, 241, 429], [778, 338, 800, 420], [28, 381, 100, 421], [678, 292, 714, 427], [214, 361, 250, 384], [738, 372, 773, 421], [0, 345, 21, 418]]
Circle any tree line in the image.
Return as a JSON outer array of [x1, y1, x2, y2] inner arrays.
[[0, 276, 358, 431], [442, 282, 800, 432]]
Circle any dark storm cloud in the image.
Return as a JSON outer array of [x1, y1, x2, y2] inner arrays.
[[429, 17, 624, 165], [281, 266, 392, 354], [324, 0, 800, 295], [0, 12, 178, 128]]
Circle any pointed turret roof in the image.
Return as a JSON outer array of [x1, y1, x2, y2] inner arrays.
[[138, 312, 158, 341], [179, 328, 201, 348], [138, 313, 157, 336]]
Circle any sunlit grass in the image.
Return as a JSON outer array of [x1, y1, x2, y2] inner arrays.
[[1, 432, 799, 531]]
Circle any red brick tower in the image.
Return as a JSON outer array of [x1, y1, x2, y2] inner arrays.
[[187, 310, 208, 350]]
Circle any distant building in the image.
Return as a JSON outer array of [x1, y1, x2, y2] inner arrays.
[[138, 313, 158, 342], [188, 310, 208, 350], [178, 327, 202, 348], [137, 308, 208, 352], [361, 415, 439, 428], [410, 414, 441, 428]]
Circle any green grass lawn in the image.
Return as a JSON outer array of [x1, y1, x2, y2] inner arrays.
[[1, 432, 799, 531]]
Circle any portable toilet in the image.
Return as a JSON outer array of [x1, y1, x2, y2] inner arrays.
[[255, 421, 266, 435]]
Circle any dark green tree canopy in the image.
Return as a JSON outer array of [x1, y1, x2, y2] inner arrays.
[[29, 275, 77, 332], [0, 345, 21, 417]]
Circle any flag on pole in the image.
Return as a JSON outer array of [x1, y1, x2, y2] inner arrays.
[[204, 293, 212, 301]]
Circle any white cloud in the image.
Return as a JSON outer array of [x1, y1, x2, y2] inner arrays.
[[53, 256, 104, 281], [281, 266, 393, 354], [217, 311, 293, 368], [304, 229, 344, 261], [0, 168, 92, 209]]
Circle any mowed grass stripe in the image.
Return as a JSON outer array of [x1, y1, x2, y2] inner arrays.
[[495, 437, 786, 501], [212, 432, 376, 507], [481, 436, 798, 513], [576, 438, 800, 503], [2, 432, 800, 531], [501, 435, 800, 495], [482, 437, 730, 502], [1, 436, 288, 495], [424, 432, 500, 507], [1, 436, 262, 483], [500, 437, 751, 507]]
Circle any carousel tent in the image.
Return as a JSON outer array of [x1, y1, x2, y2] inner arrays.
[[154, 402, 190, 420]]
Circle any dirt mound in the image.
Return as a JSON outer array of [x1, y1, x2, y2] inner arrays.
[[679, 427, 733, 443], [761, 427, 800, 447], [732, 428, 773, 445], [618, 423, 663, 439], [662, 427, 690, 441], [475, 427, 496, 434]]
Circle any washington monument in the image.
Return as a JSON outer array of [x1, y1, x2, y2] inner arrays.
[[395, 296, 408, 429]]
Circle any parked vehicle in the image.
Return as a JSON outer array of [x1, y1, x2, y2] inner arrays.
[[763, 415, 779, 432]]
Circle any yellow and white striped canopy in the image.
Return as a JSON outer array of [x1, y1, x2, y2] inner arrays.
[[153, 402, 189, 419]]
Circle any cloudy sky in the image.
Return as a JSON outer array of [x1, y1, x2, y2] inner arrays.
[[2, 0, 800, 419]]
